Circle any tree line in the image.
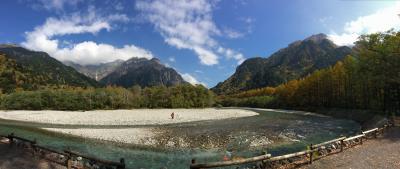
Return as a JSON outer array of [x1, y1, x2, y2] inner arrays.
[[220, 31, 400, 116], [0, 84, 215, 110]]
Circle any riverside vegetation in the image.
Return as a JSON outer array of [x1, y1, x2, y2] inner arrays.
[[218, 31, 400, 119], [0, 85, 214, 110]]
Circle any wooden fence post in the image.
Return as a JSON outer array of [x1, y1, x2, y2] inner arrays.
[[31, 138, 37, 157], [191, 158, 196, 169], [309, 144, 313, 164], [261, 151, 268, 168], [65, 148, 72, 169], [340, 140, 344, 152], [117, 158, 125, 169], [67, 158, 72, 169], [8, 133, 14, 147]]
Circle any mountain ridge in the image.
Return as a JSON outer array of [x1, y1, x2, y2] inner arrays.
[[64, 59, 124, 81], [0, 45, 100, 88], [100, 57, 187, 88], [212, 33, 352, 94]]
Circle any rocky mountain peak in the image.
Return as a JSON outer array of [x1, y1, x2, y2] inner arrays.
[[304, 33, 328, 43], [211, 34, 351, 94]]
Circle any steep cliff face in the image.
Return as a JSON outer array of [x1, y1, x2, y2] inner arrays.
[[100, 57, 186, 88], [64, 60, 124, 81], [212, 34, 352, 94]]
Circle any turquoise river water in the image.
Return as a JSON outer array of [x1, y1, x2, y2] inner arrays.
[[0, 108, 360, 169]]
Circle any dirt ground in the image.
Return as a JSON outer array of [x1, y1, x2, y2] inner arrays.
[[0, 138, 65, 169], [302, 127, 400, 169]]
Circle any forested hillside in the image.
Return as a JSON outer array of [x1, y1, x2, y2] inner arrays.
[[220, 31, 400, 116], [0, 45, 210, 110], [0, 45, 100, 88], [0, 54, 31, 93], [212, 34, 352, 94]]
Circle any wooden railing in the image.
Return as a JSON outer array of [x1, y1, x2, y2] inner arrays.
[[1, 133, 125, 169], [190, 122, 393, 169], [65, 149, 125, 169], [190, 154, 271, 169]]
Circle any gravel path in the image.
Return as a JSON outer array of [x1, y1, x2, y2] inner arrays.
[[302, 127, 400, 169]]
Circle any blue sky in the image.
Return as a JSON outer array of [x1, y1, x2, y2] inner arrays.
[[0, 0, 399, 87]]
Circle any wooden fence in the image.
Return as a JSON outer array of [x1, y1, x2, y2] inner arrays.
[[190, 122, 394, 169], [1, 133, 125, 169]]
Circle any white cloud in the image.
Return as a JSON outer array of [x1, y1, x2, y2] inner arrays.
[[114, 2, 124, 11], [168, 57, 175, 62], [328, 3, 400, 46], [181, 73, 206, 86], [22, 12, 153, 65], [107, 14, 130, 23], [36, 0, 82, 11], [238, 17, 255, 34], [223, 27, 244, 39], [55, 42, 153, 65], [136, 0, 245, 65], [217, 47, 245, 64]]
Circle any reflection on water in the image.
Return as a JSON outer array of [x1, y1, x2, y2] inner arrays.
[[0, 109, 359, 169]]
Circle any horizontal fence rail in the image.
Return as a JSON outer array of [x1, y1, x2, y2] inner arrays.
[[1, 133, 125, 169], [344, 134, 365, 142], [311, 137, 346, 149], [362, 128, 378, 134], [188, 122, 393, 169], [267, 149, 314, 162], [190, 154, 271, 169], [65, 149, 125, 169]]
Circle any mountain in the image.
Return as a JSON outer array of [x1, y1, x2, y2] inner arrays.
[[100, 57, 186, 88], [0, 45, 100, 88], [212, 34, 352, 94], [0, 53, 32, 93], [64, 60, 124, 81]]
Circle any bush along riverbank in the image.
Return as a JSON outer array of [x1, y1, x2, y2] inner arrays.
[[0, 84, 215, 110]]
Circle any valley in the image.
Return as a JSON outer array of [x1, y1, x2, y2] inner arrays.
[[0, 12, 399, 168]]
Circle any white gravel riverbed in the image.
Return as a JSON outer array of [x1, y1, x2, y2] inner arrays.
[[0, 108, 258, 126], [42, 128, 159, 145]]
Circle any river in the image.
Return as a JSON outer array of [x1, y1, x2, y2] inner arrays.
[[0, 108, 360, 169]]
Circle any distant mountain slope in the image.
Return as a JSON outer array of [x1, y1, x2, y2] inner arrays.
[[0, 53, 31, 93], [100, 57, 186, 88], [212, 34, 352, 94], [0, 45, 100, 88], [64, 60, 124, 81]]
